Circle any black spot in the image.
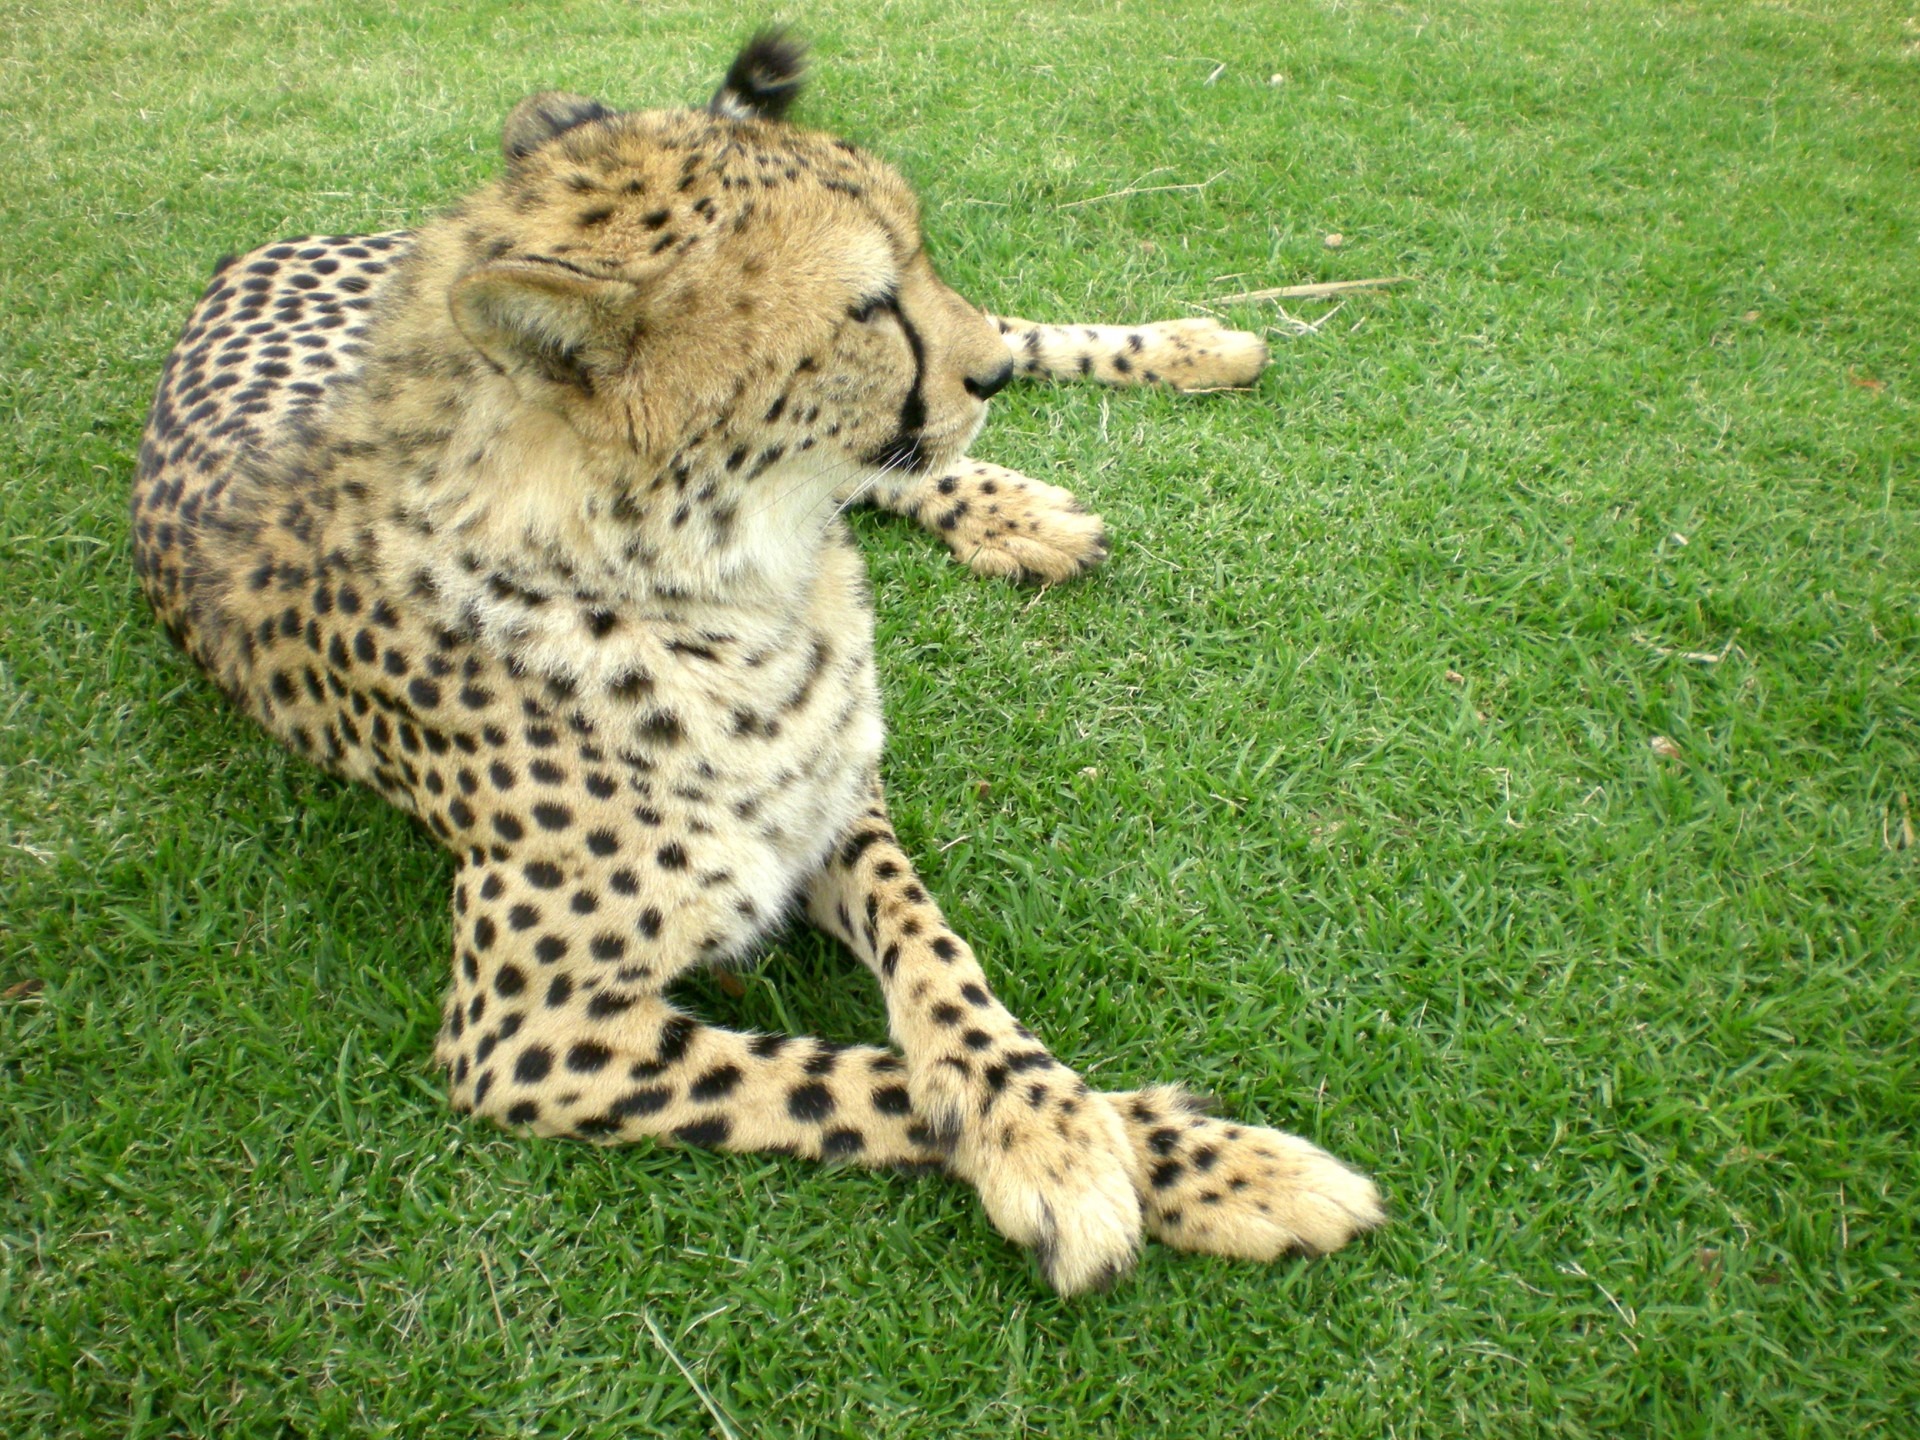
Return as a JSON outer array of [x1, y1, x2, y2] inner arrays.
[[821, 1128, 864, 1158], [514, 1046, 554, 1083], [613, 1086, 674, 1118], [505, 1100, 539, 1125], [656, 1014, 696, 1063], [838, 829, 884, 867], [524, 861, 563, 889], [873, 1085, 912, 1115], [567, 1041, 613, 1073], [590, 933, 626, 961], [674, 1116, 732, 1148], [786, 1083, 835, 1122], [545, 974, 574, 1007], [638, 710, 682, 745], [690, 1065, 743, 1100], [533, 802, 573, 831], [507, 903, 541, 930], [494, 964, 526, 997], [534, 935, 569, 963], [656, 842, 688, 870], [1150, 1159, 1183, 1189], [585, 829, 619, 856]]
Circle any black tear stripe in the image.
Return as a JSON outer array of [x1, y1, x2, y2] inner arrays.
[[861, 301, 929, 473], [894, 310, 927, 434]]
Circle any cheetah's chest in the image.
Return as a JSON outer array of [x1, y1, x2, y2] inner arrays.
[[315, 526, 887, 966]]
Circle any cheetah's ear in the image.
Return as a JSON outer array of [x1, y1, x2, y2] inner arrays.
[[449, 260, 633, 391], [502, 92, 617, 165]]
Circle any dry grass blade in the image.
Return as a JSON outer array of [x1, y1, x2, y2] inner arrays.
[[1058, 168, 1228, 209], [1268, 299, 1348, 336], [1631, 632, 1742, 664], [1214, 276, 1409, 302], [644, 1311, 743, 1440]]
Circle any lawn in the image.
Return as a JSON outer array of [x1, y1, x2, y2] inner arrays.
[[2, 1, 1915, 1435]]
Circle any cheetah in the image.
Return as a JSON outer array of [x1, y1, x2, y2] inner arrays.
[[130, 32, 1383, 1293]]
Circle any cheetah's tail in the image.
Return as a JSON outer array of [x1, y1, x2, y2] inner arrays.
[[709, 28, 808, 122]]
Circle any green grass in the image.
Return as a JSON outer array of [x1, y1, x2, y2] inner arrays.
[[3, 0, 1916, 1434]]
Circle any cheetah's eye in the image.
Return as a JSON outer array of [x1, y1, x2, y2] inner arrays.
[[846, 289, 898, 324]]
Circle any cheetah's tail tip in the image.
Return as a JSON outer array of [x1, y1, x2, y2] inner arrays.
[[711, 28, 809, 122]]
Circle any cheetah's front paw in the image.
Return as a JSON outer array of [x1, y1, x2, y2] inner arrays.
[[1114, 1086, 1384, 1261], [929, 460, 1108, 585], [1130, 318, 1270, 391], [924, 1062, 1142, 1293]]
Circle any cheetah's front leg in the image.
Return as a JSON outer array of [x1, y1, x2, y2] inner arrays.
[[809, 793, 1387, 1281], [806, 786, 1142, 1293], [988, 315, 1269, 391], [847, 312, 1271, 583], [434, 858, 953, 1171]]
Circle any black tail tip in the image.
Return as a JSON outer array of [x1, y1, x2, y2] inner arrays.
[[709, 27, 808, 121]]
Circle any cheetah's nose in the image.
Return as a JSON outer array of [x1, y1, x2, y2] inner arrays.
[[963, 361, 1015, 401]]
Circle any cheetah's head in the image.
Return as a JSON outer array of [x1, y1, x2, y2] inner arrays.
[[408, 32, 1012, 581]]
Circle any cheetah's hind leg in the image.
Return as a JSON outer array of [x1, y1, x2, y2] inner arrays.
[[988, 315, 1269, 391]]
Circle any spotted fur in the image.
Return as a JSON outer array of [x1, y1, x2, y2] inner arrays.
[[130, 34, 1380, 1293]]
